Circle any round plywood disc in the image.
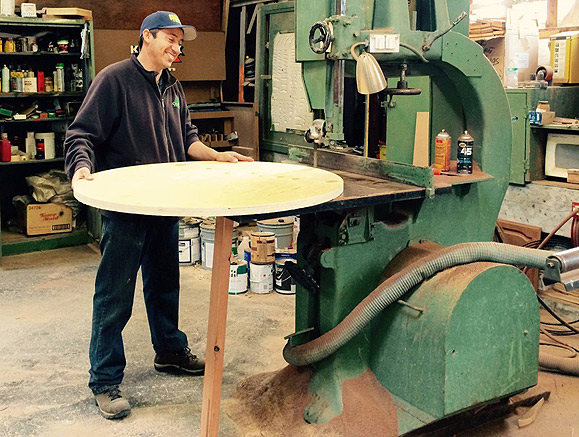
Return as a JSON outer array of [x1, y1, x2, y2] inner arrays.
[[73, 161, 344, 217]]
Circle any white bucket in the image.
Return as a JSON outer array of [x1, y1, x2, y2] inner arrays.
[[249, 262, 274, 294], [200, 221, 238, 270], [229, 259, 248, 295], [179, 218, 201, 239], [257, 217, 295, 249]]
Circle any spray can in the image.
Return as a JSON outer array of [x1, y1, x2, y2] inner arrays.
[[434, 129, 451, 171], [457, 130, 474, 174]]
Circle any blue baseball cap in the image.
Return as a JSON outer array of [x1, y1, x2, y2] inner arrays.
[[140, 11, 197, 41]]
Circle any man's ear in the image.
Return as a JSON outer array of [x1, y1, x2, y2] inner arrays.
[[142, 29, 152, 44]]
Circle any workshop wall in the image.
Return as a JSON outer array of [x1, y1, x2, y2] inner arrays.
[[15, 0, 222, 31], [16, 1, 225, 103]]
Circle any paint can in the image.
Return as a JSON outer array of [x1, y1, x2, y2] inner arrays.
[[434, 129, 451, 171], [249, 262, 274, 294], [457, 130, 474, 174], [178, 238, 201, 266], [178, 218, 201, 265], [275, 260, 296, 295], [257, 217, 295, 249], [244, 248, 251, 271], [179, 217, 201, 239], [35, 132, 55, 159], [229, 259, 248, 295], [275, 248, 297, 263], [250, 231, 275, 264], [274, 248, 297, 294], [379, 141, 387, 160], [200, 221, 238, 270]]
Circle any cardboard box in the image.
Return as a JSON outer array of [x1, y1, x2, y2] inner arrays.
[[17, 203, 73, 236], [478, 27, 539, 85], [479, 37, 506, 82]]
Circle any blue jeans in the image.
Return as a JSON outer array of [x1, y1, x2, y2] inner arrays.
[[89, 215, 188, 394]]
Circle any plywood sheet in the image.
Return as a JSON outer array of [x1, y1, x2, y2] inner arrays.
[[499, 182, 577, 237], [74, 161, 343, 217]]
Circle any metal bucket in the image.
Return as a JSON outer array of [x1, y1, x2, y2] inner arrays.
[[257, 217, 295, 249]]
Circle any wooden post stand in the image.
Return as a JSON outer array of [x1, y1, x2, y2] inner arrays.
[[200, 216, 234, 436]]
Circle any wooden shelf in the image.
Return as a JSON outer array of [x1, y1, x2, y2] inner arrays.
[[190, 111, 234, 120], [0, 16, 94, 258], [0, 117, 74, 124], [0, 51, 84, 57], [531, 124, 579, 132], [0, 157, 63, 166], [539, 26, 579, 39], [1, 228, 91, 256], [0, 92, 84, 98]]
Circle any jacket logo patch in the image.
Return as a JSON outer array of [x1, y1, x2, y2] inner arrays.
[[172, 97, 180, 109]]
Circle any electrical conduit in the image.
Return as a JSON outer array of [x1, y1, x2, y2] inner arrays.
[[283, 242, 553, 367]]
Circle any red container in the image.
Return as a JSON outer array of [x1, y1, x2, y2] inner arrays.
[[0, 138, 11, 162], [37, 71, 45, 92]]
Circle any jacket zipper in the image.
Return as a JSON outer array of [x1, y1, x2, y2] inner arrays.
[[158, 80, 177, 158]]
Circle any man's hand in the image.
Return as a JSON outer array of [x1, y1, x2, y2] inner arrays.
[[71, 167, 94, 189], [215, 151, 254, 163]]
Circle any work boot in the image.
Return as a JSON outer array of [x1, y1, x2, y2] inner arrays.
[[154, 347, 205, 375], [94, 387, 131, 420]]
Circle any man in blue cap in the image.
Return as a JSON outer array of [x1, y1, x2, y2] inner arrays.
[[64, 11, 252, 420]]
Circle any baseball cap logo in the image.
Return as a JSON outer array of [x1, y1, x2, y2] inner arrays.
[[168, 14, 181, 24]]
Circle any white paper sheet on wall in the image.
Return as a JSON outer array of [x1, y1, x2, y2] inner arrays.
[[271, 32, 313, 133]]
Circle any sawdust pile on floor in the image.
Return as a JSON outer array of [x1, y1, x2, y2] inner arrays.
[[226, 365, 398, 436]]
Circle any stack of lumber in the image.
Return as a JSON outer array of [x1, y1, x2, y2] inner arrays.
[[469, 19, 505, 40]]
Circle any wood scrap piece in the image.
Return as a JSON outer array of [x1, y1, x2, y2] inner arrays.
[[567, 169, 579, 184], [42, 7, 93, 20], [517, 397, 545, 427], [412, 112, 430, 167]]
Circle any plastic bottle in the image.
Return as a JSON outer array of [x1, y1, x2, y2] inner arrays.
[[37, 70, 44, 92], [506, 62, 518, 89], [55, 63, 64, 92], [0, 133, 11, 162], [15, 65, 24, 92], [9, 66, 16, 91], [72, 64, 83, 92], [237, 235, 250, 260], [35, 138, 45, 159], [1, 65, 8, 93], [25, 131, 35, 159]]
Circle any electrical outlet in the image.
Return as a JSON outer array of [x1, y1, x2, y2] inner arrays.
[[369, 33, 400, 53]]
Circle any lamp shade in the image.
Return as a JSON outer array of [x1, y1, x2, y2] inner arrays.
[[356, 52, 387, 94]]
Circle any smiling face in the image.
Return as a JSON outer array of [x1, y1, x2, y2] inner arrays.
[[141, 28, 184, 72]]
